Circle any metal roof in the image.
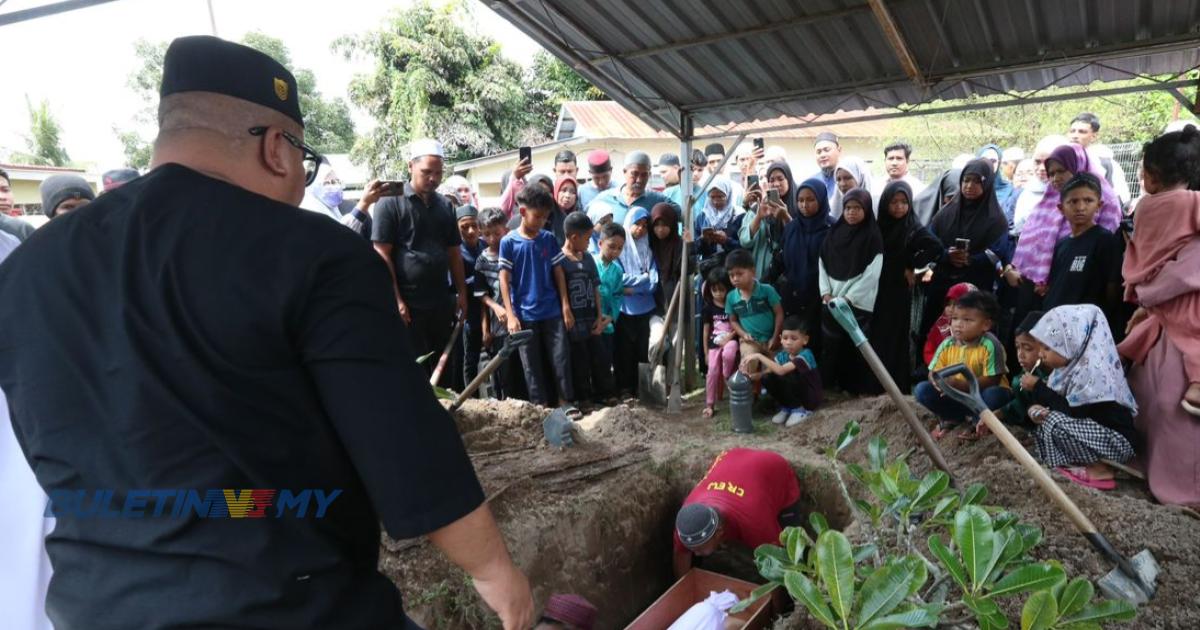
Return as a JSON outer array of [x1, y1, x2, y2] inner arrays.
[[486, 0, 1200, 138]]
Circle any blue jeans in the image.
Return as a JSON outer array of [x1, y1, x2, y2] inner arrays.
[[914, 380, 1011, 426]]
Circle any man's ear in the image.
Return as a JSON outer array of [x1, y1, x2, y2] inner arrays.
[[259, 127, 291, 180]]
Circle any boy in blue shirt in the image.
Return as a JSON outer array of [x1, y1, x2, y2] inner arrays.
[[742, 316, 824, 427], [500, 186, 575, 407]]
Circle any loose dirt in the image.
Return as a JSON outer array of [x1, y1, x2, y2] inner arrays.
[[380, 394, 1200, 629]]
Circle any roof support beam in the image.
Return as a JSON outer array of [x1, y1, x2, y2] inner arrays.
[[866, 0, 924, 86], [488, 1, 683, 135], [670, 33, 1200, 115], [589, 4, 873, 63], [0, 0, 117, 26], [689, 79, 1198, 140]]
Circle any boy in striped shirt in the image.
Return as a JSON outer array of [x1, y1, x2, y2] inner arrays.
[[915, 291, 1012, 439]]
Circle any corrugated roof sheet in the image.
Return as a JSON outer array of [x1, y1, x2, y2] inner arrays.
[[487, 0, 1200, 137]]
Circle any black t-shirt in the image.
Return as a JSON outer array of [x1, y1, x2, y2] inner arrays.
[[1043, 225, 1122, 312], [371, 183, 462, 310], [558, 251, 600, 340], [0, 164, 484, 629]]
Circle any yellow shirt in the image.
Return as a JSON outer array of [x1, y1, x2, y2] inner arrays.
[[929, 332, 1010, 389]]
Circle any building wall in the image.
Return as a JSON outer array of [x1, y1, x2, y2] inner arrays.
[[458, 137, 899, 207]]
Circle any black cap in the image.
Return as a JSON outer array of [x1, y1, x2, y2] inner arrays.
[[815, 132, 839, 146], [704, 143, 725, 157], [161, 36, 304, 127], [554, 149, 576, 164], [690, 149, 706, 167], [455, 204, 479, 221], [659, 153, 681, 168], [564, 211, 593, 235], [676, 503, 720, 548]]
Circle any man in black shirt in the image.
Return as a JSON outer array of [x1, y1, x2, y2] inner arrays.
[[372, 140, 468, 369], [0, 36, 531, 630]]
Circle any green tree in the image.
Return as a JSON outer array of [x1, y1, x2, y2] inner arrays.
[[335, 0, 542, 175], [115, 34, 356, 169], [13, 97, 71, 166], [525, 50, 606, 137]]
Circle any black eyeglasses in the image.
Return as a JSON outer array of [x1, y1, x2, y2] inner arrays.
[[248, 126, 322, 186]]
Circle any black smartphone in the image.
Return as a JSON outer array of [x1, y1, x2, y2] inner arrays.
[[746, 174, 759, 189], [380, 181, 405, 196], [753, 137, 764, 152], [766, 189, 780, 204], [518, 146, 532, 163], [955, 238, 970, 251]]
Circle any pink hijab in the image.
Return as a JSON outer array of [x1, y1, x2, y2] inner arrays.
[[1010, 144, 1122, 283]]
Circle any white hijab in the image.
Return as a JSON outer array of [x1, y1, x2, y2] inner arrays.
[[830, 157, 874, 219]]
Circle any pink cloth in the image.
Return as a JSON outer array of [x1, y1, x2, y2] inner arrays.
[[1011, 144, 1122, 284], [707, 339, 738, 406], [1129, 333, 1200, 506], [1118, 191, 1200, 381]]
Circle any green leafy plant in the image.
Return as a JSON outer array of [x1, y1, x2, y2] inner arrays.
[[733, 420, 1136, 629]]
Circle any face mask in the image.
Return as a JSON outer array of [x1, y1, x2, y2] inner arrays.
[[318, 184, 344, 208]]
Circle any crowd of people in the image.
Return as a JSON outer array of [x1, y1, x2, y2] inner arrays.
[[2, 32, 1199, 630]]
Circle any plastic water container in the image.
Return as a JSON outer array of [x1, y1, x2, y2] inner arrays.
[[727, 371, 754, 434]]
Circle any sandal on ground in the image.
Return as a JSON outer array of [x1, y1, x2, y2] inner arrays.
[[1182, 399, 1200, 417], [1056, 466, 1116, 490]]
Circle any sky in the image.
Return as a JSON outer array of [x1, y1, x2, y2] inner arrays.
[[0, 0, 543, 168]]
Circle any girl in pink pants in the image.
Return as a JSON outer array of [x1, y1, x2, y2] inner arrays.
[[702, 269, 739, 417]]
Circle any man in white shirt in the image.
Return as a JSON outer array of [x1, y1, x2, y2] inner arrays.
[[872, 141, 925, 203], [1068, 112, 1130, 207]]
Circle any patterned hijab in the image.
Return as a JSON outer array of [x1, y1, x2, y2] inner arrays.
[[1011, 144, 1122, 283], [830, 157, 874, 220], [1030, 304, 1137, 413]]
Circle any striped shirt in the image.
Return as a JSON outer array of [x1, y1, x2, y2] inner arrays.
[[929, 332, 1010, 389], [474, 249, 505, 338]]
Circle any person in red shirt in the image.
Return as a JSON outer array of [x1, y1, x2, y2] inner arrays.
[[673, 448, 802, 577]]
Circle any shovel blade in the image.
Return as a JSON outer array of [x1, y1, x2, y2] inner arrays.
[[1097, 549, 1160, 605], [637, 363, 666, 407]]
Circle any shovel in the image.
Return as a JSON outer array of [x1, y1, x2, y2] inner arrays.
[[638, 280, 682, 407], [429, 319, 465, 386], [449, 330, 532, 412], [931, 365, 1159, 605], [826, 298, 956, 482]]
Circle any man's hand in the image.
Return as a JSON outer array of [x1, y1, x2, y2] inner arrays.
[[1126, 307, 1148, 334], [473, 561, 535, 630], [591, 319, 606, 336], [513, 157, 533, 181], [358, 179, 387, 209], [1019, 373, 1040, 391], [397, 298, 412, 325], [563, 309, 575, 332], [506, 311, 522, 334]]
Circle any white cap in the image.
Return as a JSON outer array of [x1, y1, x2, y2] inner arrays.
[[409, 138, 444, 160]]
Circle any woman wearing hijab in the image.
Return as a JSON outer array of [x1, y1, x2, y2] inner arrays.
[[818, 188, 884, 394], [920, 159, 1012, 338], [1025, 305, 1140, 490], [545, 176, 580, 245], [299, 162, 345, 221], [870, 181, 944, 391], [506, 174, 557, 230], [613, 206, 659, 398], [830, 157, 874, 220], [649, 203, 685, 309], [777, 178, 833, 341], [1007, 144, 1122, 290], [694, 177, 742, 267], [739, 162, 796, 278], [913, 167, 962, 226], [977, 144, 1015, 207]]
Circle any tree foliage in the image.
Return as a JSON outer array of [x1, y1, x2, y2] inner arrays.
[[893, 78, 1197, 158], [335, 0, 603, 176], [13, 97, 71, 167], [115, 34, 356, 169]]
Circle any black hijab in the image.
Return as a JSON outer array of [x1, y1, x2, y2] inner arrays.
[[928, 159, 1008, 254], [782, 178, 833, 294], [913, 167, 962, 226], [820, 188, 883, 280], [765, 161, 799, 219], [877, 181, 917, 258]]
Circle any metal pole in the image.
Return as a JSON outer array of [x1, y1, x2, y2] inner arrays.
[[668, 116, 693, 413], [0, 0, 117, 26], [206, 0, 218, 36]]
